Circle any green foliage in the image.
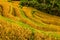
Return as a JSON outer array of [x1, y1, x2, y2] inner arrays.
[[20, 0, 60, 16]]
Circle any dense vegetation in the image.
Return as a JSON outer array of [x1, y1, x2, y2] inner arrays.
[[0, 0, 60, 40], [20, 0, 60, 16]]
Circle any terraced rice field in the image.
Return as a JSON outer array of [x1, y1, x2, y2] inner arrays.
[[0, 1, 60, 40]]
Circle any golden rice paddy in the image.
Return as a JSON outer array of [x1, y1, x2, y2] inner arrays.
[[0, 1, 60, 40]]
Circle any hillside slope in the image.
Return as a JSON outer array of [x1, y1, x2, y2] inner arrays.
[[0, 1, 60, 40]]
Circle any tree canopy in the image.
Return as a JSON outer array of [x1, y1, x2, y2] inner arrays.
[[20, 0, 60, 16]]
